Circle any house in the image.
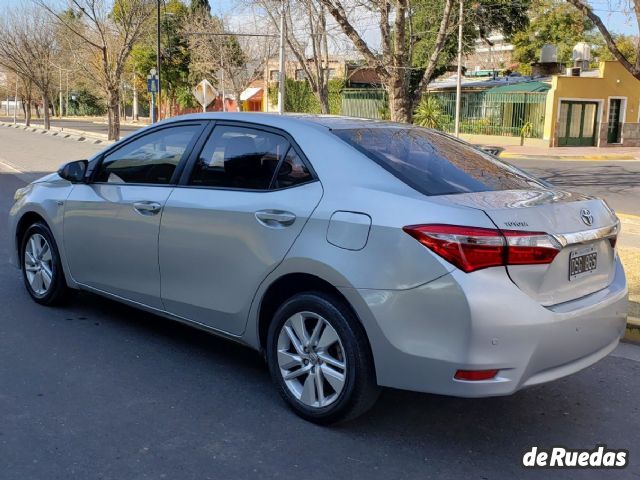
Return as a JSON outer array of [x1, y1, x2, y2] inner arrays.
[[543, 61, 640, 147]]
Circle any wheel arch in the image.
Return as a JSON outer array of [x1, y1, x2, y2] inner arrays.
[[256, 272, 363, 354], [15, 211, 48, 267]]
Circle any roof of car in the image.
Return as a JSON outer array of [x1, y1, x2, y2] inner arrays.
[[162, 112, 402, 131]]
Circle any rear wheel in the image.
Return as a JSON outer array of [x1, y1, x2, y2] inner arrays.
[[21, 222, 69, 305], [266, 292, 379, 424]]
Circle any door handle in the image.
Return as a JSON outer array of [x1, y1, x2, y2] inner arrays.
[[133, 201, 163, 216], [255, 209, 296, 228]]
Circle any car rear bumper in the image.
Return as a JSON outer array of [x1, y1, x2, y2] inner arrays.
[[340, 257, 628, 397]]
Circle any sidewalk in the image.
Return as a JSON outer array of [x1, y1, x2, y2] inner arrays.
[[495, 144, 640, 161], [619, 214, 640, 343]]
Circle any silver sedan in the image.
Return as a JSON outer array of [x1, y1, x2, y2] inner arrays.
[[8, 113, 628, 423]]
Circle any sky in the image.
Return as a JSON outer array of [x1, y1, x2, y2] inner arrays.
[[0, 0, 636, 37]]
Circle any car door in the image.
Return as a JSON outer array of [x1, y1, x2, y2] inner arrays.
[[159, 122, 323, 335], [63, 122, 206, 309]]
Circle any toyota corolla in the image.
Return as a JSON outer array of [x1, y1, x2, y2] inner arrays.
[[8, 113, 628, 423]]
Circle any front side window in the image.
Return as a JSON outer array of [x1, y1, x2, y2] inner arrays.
[[332, 127, 545, 196], [95, 125, 201, 184], [189, 125, 290, 190]]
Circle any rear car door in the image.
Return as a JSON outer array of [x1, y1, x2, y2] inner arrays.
[[159, 122, 323, 335], [63, 122, 205, 308]]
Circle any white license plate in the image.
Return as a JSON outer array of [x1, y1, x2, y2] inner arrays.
[[569, 246, 597, 280]]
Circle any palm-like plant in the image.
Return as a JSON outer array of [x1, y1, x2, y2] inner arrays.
[[413, 96, 446, 129]]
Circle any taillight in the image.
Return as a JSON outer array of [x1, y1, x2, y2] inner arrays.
[[403, 224, 560, 273]]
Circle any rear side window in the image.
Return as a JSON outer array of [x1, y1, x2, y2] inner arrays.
[[332, 127, 544, 196], [190, 125, 290, 190], [95, 125, 201, 184], [272, 148, 312, 189]]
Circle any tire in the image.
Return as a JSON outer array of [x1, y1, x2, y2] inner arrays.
[[20, 222, 69, 306], [266, 291, 380, 424]]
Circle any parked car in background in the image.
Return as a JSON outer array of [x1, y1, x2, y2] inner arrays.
[[9, 113, 628, 423]]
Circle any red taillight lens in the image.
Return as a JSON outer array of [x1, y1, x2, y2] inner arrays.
[[454, 369, 499, 381], [502, 230, 560, 265], [403, 225, 505, 273], [403, 224, 560, 273]]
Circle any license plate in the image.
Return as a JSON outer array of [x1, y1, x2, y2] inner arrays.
[[569, 246, 597, 280]]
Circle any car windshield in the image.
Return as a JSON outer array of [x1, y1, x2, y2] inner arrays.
[[332, 127, 545, 196]]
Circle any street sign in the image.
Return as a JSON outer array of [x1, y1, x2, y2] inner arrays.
[[192, 79, 216, 111], [146, 75, 158, 93]]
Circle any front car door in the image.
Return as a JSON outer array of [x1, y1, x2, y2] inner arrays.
[[159, 122, 323, 335], [63, 122, 205, 308]]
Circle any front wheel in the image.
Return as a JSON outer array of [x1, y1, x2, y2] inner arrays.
[[21, 222, 69, 305], [266, 292, 379, 424]]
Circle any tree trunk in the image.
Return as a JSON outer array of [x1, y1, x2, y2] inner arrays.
[[42, 91, 50, 130], [388, 73, 411, 123], [107, 88, 121, 141], [318, 84, 330, 114]]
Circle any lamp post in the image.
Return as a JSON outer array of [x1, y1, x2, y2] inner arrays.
[[156, 0, 161, 121]]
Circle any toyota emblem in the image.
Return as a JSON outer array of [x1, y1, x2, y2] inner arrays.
[[580, 208, 594, 226]]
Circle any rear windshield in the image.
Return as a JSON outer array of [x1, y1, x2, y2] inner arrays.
[[332, 127, 545, 196]]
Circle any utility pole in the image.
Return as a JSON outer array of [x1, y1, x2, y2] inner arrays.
[[156, 0, 161, 121], [454, 0, 463, 137], [277, 0, 286, 115], [65, 71, 69, 115], [13, 77, 18, 124], [133, 73, 139, 121], [58, 67, 63, 118]]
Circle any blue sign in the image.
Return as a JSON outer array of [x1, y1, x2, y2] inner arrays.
[[147, 76, 158, 93]]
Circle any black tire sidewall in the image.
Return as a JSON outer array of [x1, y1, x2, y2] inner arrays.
[[20, 222, 66, 305], [266, 292, 374, 424]]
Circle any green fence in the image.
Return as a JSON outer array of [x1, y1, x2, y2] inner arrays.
[[430, 91, 547, 138], [342, 88, 388, 119], [340, 88, 547, 138]]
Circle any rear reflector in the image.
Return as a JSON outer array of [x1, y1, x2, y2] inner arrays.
[[454, 369, 499, 381], [403, 224, 561, 273]]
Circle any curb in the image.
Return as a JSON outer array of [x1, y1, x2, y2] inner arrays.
[[500, 152, 638, 161], [625, 317, 640, 344], [0, 121, 113, 145]]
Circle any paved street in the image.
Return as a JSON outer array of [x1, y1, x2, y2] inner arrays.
[[512, 158, 640, 217], [1, 126, 640, 479]]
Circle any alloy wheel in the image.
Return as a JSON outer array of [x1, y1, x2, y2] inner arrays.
[[276, 311, 347, 408], [24, 233, 54, 296]]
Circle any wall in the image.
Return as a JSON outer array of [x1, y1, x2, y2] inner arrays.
[[543, 61, 640, 147]]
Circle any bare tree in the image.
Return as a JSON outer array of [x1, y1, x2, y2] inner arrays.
[[183, 13, 272, 111], [255, 0, 334, 113], [37, 0, 153, 140], [565, 0, 640, 80], [0, 5, 58, 129], [316, 0, 454, 122]]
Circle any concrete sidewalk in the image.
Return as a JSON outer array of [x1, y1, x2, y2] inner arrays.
[[619, 214, 640, 343], [496, 144, 640, 161]]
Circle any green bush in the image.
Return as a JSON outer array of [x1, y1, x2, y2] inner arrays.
[[68, 89, 106, 116], [268, 78, 343, 114]]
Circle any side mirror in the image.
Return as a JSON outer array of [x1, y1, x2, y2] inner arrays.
[[58, 160, 88, 183]]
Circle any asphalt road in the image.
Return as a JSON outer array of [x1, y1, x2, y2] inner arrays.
[[511, 158, 640, 217], [1, 127, 640, 479]]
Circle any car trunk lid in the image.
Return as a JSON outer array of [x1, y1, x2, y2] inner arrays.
[[441, 189, 620, 306]]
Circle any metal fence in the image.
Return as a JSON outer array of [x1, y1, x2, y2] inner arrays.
[[341, 88, 388, 119], [340, 88, 547, 138], [430, 91, 547, 138]]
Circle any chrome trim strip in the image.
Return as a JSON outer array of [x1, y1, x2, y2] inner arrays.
[[552, 220, 620, 247]]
